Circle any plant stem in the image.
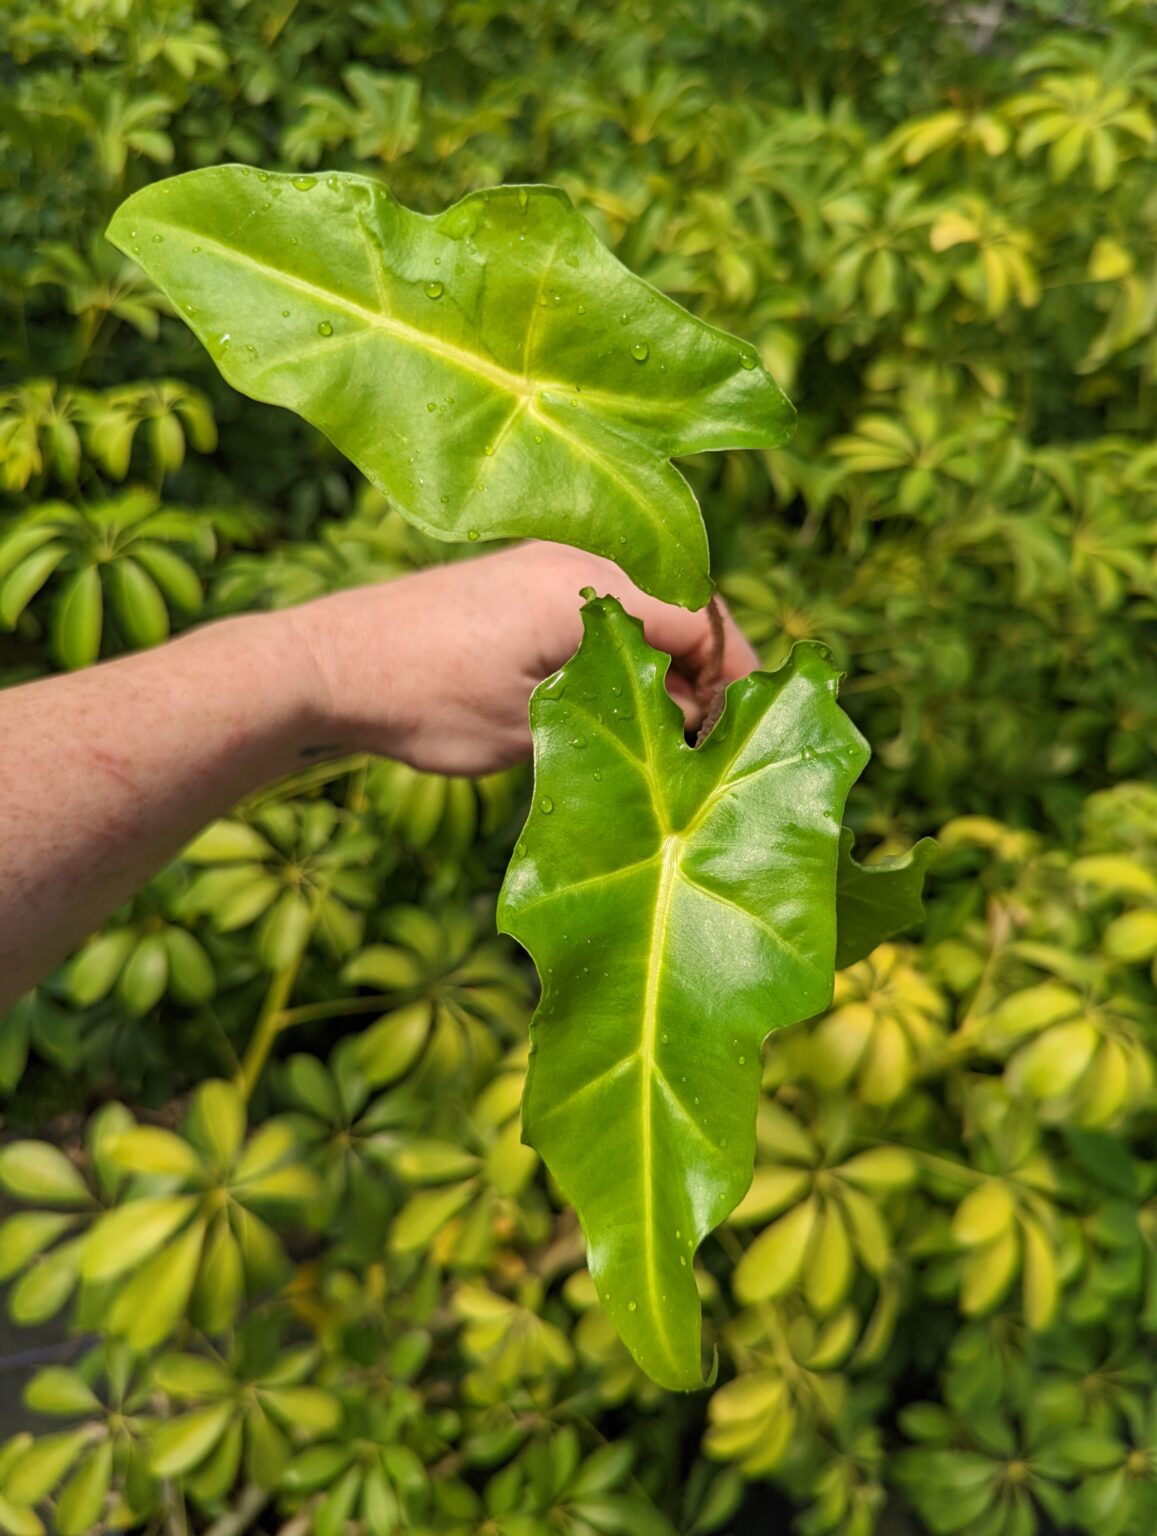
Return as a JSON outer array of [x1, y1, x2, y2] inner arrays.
[[203, 1486, 271, 1536], [278, 993, 393, 1028], [236, 955, 303, 1099], [694, 595, 727, 746]]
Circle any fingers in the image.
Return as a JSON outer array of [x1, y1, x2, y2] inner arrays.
[[715, 595, 761, 682]]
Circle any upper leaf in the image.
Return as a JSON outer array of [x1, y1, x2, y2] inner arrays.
[[105, 169, 795, 608], [498, 598, 868, 1388], [835, 828, 938, 969]]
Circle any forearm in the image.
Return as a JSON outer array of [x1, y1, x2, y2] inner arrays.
[[0, 610, 330, 1008]]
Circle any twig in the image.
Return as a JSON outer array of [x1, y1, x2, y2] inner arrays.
[[203, 1486, 272, 1536]]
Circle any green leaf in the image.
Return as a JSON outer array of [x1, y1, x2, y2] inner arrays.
[[23, 1367, 100, 1418], [107, 170, 795, 608], [835, 829, 938, 968], [182, 1418, 242, 1506], [108, 1217, 206, 1350], [82, 1194, 198, 1282], [0, 1143, 90, 1207], [257, 889, 312, 970], [131, 542, 203, 614], [105, 1127, 204, 1181], [182, 820, 274, 863], [184, 1079, 246, 1168], [162, 927, 216, 1004], [116, 933, 169, 1016], [105, 557, 170, 648], [152, 1352, 234, 1399], [314, 1465, 363, 1536], [51, 566, 103, 670], [68, 930, 135, 1008], [0, 1493, 43, 1536], [54, 1441, 113, 1536], [282, 1444, 357, 1492], [498, 597, 867, 1388], [191, 1217, 244, 1333], [259, 1386, 342, 1432], [5, 1431, 89, 1505], [391, 1181, 476, 1253], [0, 1213, 76, 1282], [8, 1237, 83, 1325], [0, 544, 68, 629], [150, 1400, 235, 1479]]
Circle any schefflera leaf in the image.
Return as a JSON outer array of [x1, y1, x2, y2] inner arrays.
[[105, 169, 794, 608], [498, 595, 869, 1389]]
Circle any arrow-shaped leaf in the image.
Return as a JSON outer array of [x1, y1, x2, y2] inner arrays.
[[835, 828, 938, 969], [106, 169, 794, 607], [498, 597, 868, 1388]]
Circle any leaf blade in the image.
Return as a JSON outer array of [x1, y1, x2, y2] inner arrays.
[[106, 170, 794, 607], [499, 597, 867, 1387]]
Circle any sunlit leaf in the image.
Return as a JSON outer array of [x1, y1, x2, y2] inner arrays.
[[106, 169, 794, 607], [499, 595, 867, 1387]]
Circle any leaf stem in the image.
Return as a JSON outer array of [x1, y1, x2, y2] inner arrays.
[[694, 595, 727, 746], [236, 955, 304, 1099], [202, 1486, 271, 1536], [277, 994, 393, 1028]]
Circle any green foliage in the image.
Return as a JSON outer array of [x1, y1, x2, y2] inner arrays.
[[109, 167, 793, 607], [3, 0, 1157, 1532], [501, 597, 868, 1386]]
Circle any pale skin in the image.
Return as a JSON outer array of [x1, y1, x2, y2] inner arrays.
[[0, 542, 758, 1011]]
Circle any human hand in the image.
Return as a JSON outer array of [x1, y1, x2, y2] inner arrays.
[[288, 542, 760, 776]]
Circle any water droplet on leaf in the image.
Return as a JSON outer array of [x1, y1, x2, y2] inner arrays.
[[631, 341, 649, 362], [467, 529, 480, 541], [539, 796, 554, 814], [317, 320, 334, 336], [424, 281, 444, 299], [739, 352, 757, 370], [427, 402, 437, 412], [292, 176, 316, 191]]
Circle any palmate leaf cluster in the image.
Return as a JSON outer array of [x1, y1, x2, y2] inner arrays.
[[2, 0, 1157, 1533]]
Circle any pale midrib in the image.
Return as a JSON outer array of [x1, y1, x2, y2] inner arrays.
[[639, 835, 682, 1374], [158, 223, 537, 401], [160, 222, 691, 427]]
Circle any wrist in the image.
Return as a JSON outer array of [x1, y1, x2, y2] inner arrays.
[[278, 585, 414, 762], [174, 608, 340, 775]]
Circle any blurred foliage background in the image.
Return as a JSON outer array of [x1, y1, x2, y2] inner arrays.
[[2, 0, 1157, 1532]]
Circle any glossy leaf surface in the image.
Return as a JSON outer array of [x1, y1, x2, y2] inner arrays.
[[499, 597, 868, 1387], [106, 169, 794, 607], [835, 828, 938, 969]]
